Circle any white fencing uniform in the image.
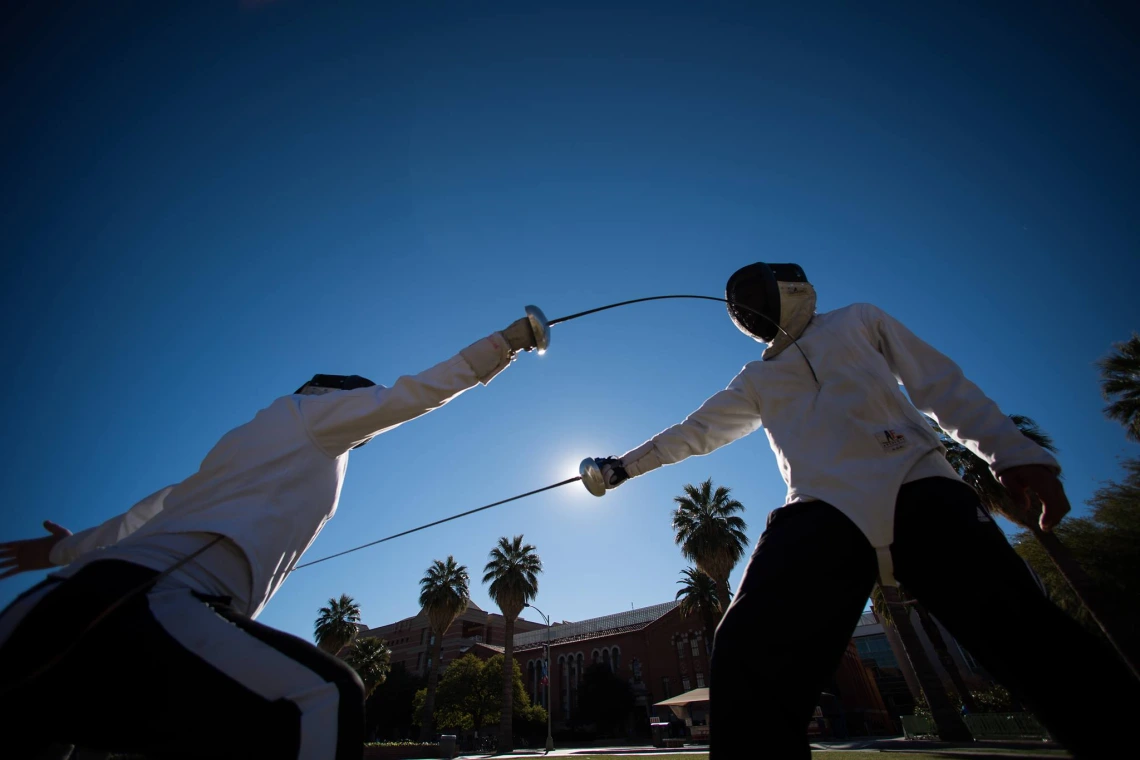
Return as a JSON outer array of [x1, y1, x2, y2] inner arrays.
[[617, 301, 1058, 582], [0, 332, 517, 760]]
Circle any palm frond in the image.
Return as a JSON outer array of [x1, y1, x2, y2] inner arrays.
[[1097, 334, 1140, 442], [419, 556, 470, 635], [482, 534, 543, 621], [671, 478, 749, 583]]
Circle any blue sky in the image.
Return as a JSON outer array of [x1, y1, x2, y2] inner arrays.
[[2, 0, 1137, 640]]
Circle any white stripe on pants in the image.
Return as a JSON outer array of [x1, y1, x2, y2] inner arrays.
[[147, 588, 341, 760]]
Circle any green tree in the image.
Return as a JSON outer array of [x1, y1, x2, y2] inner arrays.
[[970, 683, 1015, 713], [932, 414, 1140, 679], [313, 594, 360, 655], [344, 636, 391, 699], [675, 566, 724, 646], [671, 478, 748, 622], [576, 662, 635, 737], [870, 585, 971, 741], [366, 662, 425, 741], [482, 653, 548, 743], [482, 535, 542, 753], [1014, 459, 1140, 655], [417, 555, 470, 740], [410, 653, 547, 743], [1097, 333, 1140, 442]]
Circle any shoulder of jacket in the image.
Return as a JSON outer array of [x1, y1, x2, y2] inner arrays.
[[828, 302, 893, 327]]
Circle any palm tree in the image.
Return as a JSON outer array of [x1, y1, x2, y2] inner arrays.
[[872, 582, 978, 714], [1098, 333, 1140, 442], [870, 585, 971, 740], [675, 566, 724, 647], [483, 535, 543, 753], [911, 601, 978, 714], [932, 414, 1140, 680], [314, 594, 361, 655], [672, 478, 749, 621], [418, 555, 470, 741], [345, 636, 392, 699]]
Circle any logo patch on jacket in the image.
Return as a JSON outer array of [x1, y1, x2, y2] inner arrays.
[[875, 429, 908, 452]]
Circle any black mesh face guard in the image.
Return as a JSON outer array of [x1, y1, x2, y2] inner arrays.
[[294, 374, 379, 449], [725, 262, 807, 341], [294, 374, 377, 395]]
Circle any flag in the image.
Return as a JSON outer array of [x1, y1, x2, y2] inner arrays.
[[540, 659, 549, 686]]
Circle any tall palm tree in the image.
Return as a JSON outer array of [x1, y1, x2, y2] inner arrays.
[[872, 582, 978, 714], [314, 594, 361, 655], [345, 636, 392, 699], [932, 414, 1140, 680], [870, 585, 971, 740], [418, 555, 470, 741], [911, 601, 977, 714], [1098, 333, 1140, 442], [675, 566, 724, 646], [483, 535, 543, 753], [672, 478, 749, 621]]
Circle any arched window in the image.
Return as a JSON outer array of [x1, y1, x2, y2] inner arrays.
[[612, 647, 621, 673], [574, 652, 585, 707], [560, 656, 570, 718], [592, 649, 601, 665], [602, 648, 611, 671]]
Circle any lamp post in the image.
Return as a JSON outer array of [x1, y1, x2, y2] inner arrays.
[[525, 603, 555, 753]]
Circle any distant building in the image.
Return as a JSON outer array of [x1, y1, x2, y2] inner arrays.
[[852, 608, 995, 721], [461, 601, 894, 739], [357, 599, 545, 678]]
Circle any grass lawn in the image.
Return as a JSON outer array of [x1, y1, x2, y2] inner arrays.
[[559, 753, 1071, 760]]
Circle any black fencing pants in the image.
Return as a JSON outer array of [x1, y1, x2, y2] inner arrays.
[[710, 477, 1140, 759], [0, 560, 364, 760]]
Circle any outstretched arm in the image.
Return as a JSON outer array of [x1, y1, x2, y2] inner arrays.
[[300, 319, 538, 456], [596, 370, 762, 488], [0, 484, 176, 576], [0, 521, 72, 579]]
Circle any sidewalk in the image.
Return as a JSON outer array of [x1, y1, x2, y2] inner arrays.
[[454, 736, 1067, 759], [455, 747, 707, 758]]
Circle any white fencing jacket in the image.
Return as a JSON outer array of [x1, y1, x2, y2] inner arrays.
[[48, 333, 516, 618], [620, 302, 1058, 580]]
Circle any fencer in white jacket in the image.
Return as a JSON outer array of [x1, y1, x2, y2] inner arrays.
[[0, 314, 543, 760], [591, 263, 1136, 760]]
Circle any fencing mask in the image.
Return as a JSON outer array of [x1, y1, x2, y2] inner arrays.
[[725, 262, 809, 342], [294, 374, 377, 396], [294, 374, 379, 448]]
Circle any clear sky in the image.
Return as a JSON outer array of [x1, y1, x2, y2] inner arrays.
[[2, 0, 1137, 641]]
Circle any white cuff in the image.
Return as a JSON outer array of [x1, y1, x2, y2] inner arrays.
[[49, 537, 78, 566], [990, 448, 1061, 480], [460, 333, 514, 385], [622, 441, 663, 478]]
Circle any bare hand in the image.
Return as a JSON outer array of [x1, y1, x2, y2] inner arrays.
[[0, 521, 72, 580], [998, 465, 1071, 532]]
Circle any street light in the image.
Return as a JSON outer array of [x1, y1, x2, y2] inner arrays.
[[525, 603, 555, 753]]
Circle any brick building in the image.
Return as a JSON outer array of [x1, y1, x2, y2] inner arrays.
[[852, 609, 996, 722], [463, 601, 895, 738], [358, 599, 545, 678]]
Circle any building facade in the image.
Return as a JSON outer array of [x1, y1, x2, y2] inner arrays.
[[358, 599, 545, 678], [464, 601, 894, 738], [852, 608, 995, 721]]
